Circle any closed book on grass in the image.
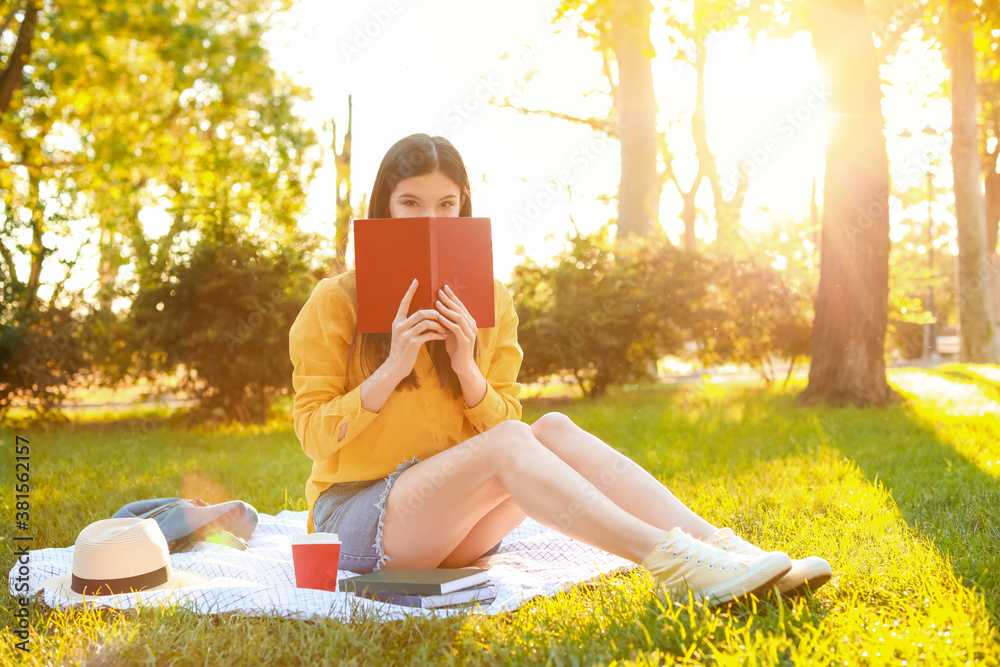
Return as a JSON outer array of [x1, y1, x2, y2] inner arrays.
[[360, 583, 499, 609], [338, 567, 490, 596], [354, 217, 495, 333]]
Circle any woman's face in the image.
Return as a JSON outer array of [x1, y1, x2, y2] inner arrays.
[[388, 169, 462, 218]]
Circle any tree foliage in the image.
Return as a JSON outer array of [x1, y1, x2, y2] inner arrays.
[[0, 0, 319, 418], [1, 0, 316, 297], [518, 0, 806, 249]]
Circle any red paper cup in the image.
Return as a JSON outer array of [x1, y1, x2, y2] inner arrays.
[[291, 533, 341, 591]]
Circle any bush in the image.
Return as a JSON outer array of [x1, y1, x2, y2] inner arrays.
[[692, 257, 813, 384], [128, 234, 315, 423], [510, 226, 709, 397], [887, 319, 928, 360], [509, 228, 814, 395], [0, 298, 87, 417]]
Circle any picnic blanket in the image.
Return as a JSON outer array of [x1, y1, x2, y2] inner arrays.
[[10, 511, 635, 620]]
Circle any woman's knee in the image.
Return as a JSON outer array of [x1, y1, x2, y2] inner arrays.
[[530, 411, 576, 442], [480, 419, 542, 470], [484, 419, 534, 443]]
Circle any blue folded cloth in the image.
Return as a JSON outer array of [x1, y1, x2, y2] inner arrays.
[[111, 497, 258, 552]]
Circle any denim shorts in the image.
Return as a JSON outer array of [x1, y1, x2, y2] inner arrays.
[[312, 456, 503, 573]]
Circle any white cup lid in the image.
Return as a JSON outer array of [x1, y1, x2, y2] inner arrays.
[[291, 532, 341, 545]]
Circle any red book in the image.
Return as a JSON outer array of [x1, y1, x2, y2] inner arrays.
[[354, 217, 495, 333]]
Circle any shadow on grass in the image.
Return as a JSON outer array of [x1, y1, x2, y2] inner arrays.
[[543, 383, 1000, 631], [521, 382, 690, 410], [816, 399, 1000, 623]]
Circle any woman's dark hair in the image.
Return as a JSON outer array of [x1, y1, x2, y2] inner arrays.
[[346, 134, 477, 394], [368, 134, 473, 218]]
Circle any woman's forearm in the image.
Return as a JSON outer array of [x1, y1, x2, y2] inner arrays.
[[359, 360, 405, 414], [457, 362, 488, 409]]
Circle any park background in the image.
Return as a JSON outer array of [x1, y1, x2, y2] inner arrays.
[[2, 0, 1000, 664]]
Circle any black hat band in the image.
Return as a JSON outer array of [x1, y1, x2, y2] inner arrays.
[[71, 566, 169, 595]]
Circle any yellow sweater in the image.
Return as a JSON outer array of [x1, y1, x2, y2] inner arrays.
[[288, 271, 523, 531]]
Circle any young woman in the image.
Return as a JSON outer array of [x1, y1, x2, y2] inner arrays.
[[289, 133, 832, 606]]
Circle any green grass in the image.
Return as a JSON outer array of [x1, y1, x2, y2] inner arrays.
[[2, 369, 999, 665]]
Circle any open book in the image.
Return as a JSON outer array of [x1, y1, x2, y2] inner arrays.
[[354, 217, 495, 333]]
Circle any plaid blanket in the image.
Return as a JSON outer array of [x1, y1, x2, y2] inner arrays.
[[11, 511, 635, 620]]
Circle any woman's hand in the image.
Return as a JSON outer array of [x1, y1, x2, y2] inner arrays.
[[384, 279, 447, 383], [360, 279, 444, 414], [436, 285, 478, 373]]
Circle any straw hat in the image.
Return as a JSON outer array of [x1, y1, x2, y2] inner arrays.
[[42, 518, 208, 601]]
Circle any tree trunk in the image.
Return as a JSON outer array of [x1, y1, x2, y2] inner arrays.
[[97, 226, 122, 313], [0, 1, 37, 115], [333, 95, 353, 272], [688, 22, 748, 250], [680, 177, 700, 253], [713, 172, 750, 249], [22, 161, 46, 314], [986, 167, 999, 254], [799, 0, 894, 408], [947, 0, 999, 362], [983, 94, 998, 256], [810, 173, 821, 255], [0, 176, 22, 294], [612, 0, 660, 239], [987, 159, 1000, 327]]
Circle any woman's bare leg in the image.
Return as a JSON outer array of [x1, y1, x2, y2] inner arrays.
[[529, 412, 719, 540], [380, 420, 669, 569], [438, 497, 525, 568]]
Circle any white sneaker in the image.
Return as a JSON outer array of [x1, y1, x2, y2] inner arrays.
[[640, 528, 792, 607], [710, 527, 833, 595]]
